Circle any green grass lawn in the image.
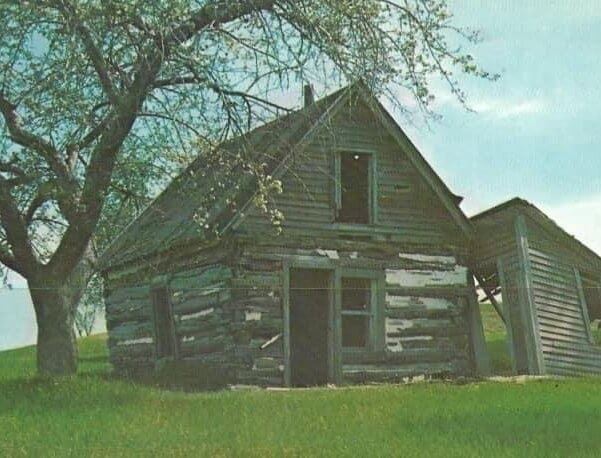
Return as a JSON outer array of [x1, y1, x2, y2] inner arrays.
[[3, 321, 601, 456]]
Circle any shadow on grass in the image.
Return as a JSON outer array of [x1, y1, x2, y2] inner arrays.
[[0, 371, 144, 416]]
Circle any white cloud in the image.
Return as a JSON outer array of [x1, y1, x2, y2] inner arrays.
[[468, 97, 547, 119], [541, 195, 601, 254]]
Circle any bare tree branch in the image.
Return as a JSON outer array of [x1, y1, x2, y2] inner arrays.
[[0, 93, 64, 169], [0, 177, 38, 275]]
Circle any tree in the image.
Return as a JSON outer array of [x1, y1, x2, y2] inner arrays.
[[0, 0, 494, 376]]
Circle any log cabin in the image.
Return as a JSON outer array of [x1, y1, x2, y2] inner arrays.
[[98, 81, 491, 387], [471, 198, 601, 376]]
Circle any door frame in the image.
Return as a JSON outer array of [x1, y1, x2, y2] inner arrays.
[[283, 260, 338, 386]]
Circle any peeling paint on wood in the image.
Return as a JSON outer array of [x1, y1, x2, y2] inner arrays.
[[118, 337, 153, 346], [385, 295, 454, 309], [260, 333, 282, 349], [398, 253, 456, 264], [245, 311, 262, 321], [102, 92, 478, 385], [386, 266, 468, 287], [181, 307, 214, 321], [316, 249, 339, 259]]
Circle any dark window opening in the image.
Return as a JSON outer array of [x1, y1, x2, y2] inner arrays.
[[151, 287, 176, 358], [342, 277, 370, 311], [341, 277, 371, 348], [337, 153, 370, 224], [581, 272, 601, 345], [342, 315, 368, 347]]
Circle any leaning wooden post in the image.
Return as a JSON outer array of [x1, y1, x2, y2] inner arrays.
[[466, 272, 491, 376], [496, 258, 517, 374], [514, 215, 545, 375], [474, 272, 506, 324]]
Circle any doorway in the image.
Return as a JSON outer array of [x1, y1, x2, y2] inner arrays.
[[289, 268, 331, 386]]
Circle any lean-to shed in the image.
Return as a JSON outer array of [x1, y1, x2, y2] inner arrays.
[[471, 198, 601, 376], [99, 82, 489, 387]]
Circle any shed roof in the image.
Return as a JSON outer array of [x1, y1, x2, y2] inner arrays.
[[471, 197, 601, 270], [100, 82, 471, 271]]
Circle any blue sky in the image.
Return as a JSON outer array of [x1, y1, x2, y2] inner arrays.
[[3, 1, 601, 350], [405, 0, 601, 252]]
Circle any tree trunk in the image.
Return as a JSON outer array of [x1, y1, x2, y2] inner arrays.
[[30, 284, 79, 376], [28, 249, 95, 376]]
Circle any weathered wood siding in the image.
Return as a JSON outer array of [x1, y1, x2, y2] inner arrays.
[[221, 101, 475, 384], [472, 206, 601, 377], [104, 253, 235, 378], [472, 211, 518, 269], [226, 253, 285, 386], [525, 219, 601, 375], [343, 256, 471, 383], [229, 241, 474, 385], [169, 266, 233, 363], [105, 283, 154, 374], [497, 252, 531, 374], [237, 99, 464, 250], [102, 97, 476, 385]]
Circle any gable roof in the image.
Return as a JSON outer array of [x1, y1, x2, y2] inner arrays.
[[471, 197, 601, 270], [100, 82, 472, 271]]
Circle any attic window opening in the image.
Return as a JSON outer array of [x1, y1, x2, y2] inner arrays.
[[335, 152, 374, 224]]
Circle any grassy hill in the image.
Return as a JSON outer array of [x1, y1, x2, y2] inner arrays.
[[2, 314, 601, 456]]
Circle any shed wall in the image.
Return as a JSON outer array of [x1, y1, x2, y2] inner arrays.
[[525, 219, 601, 375]]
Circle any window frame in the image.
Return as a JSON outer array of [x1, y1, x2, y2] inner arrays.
[[150, 283, 178, 360], [336, 268, 384, 353], [575, 268, 600, 345], [333, 148, 378, 225]]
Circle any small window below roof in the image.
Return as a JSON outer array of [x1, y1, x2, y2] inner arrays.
[[334, 152, 375, 224], [581, 272, 601, 345]]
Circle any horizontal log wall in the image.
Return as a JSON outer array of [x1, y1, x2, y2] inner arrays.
[[343, 255, 471, 383], [232, 243, 473, 385], [105, 283, 153, 374], [169, 266, 233, 370], [227, 252, 285, 386], [104, 262, 235, 378], [103, 98, 475, 384]]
